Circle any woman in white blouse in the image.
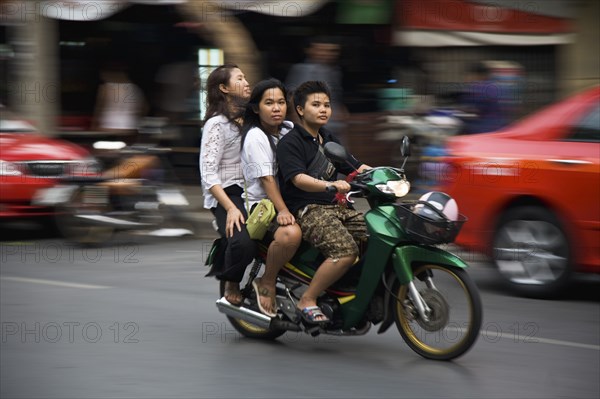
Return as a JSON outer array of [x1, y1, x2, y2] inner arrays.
[[240, 79, 302, 317], [199, 64, 255, 305]]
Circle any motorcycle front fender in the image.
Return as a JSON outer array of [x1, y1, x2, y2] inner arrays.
[[374, 245, 470, 335], [392, 244, 469, 285]]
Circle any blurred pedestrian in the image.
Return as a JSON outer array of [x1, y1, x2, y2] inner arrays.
[[154, 61, 197, 137], [459, 61, 507, 134], [285, 36, 349, 136], [199, 64, 256, 305], [91, 61, 147, 141], [153, 25, 198, 136]]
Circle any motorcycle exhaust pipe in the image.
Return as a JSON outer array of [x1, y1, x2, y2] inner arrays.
[[215, 297, 272, 329]]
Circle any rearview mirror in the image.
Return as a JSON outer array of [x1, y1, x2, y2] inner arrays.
[[401, 136, 411, 157], [323, 142, 349, 163]]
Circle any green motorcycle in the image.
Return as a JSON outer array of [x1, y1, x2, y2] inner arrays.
[[207, 137, 482, 360]]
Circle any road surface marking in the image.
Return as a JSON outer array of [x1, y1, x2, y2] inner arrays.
[[1, 276, 110, 289], [448, 326, 600, 351], [514, 335, 600, 351]]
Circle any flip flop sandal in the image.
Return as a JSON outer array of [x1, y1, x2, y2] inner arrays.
[[252, 280, 277, 317], [297, 306, 330, 325]]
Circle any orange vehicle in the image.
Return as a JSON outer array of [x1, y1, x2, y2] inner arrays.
[[436, 86, 600, 297]]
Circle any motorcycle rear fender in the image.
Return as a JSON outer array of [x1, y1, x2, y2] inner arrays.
[[392, 244, 469, 285]]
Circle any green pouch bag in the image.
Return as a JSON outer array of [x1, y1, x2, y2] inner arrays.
[[246, 198, 276, 240]]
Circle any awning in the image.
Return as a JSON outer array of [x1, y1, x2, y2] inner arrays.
[[394, 0, 575, 46], [4, 0, 330, 21], [395, 30, 575, 47]]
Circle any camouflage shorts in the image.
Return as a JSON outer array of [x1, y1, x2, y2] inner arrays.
[[296, 204, 368, 260]]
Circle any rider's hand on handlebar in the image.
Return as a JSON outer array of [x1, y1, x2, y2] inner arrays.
[[331, 180, 351, 194]]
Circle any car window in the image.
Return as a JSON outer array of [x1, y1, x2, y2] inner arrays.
[[566, 103, 600, 142]]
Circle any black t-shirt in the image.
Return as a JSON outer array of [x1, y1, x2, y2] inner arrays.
[[277, 125, 362, 213]]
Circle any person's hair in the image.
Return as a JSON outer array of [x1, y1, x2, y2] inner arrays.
[[292, 80, 331, 117], [241, 78, 288, 154], [203, 63, 245, 127]]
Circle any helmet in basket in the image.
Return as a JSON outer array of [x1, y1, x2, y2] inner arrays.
[[413, 191, 459, 222]]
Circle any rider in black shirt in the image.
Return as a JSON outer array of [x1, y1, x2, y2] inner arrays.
[[277, 81, 371, 324]]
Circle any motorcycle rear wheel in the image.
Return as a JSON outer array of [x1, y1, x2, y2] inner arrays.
[[218, 280, 286, 340], [56, 187, 114, 245], [393, 264, 482, 360]]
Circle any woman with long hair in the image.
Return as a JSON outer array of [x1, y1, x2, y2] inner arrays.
[[240, 78, 302, 317], [199, 64, 255, 305]]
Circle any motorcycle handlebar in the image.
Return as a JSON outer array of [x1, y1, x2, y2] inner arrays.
[[325, 182, 368, 194], [325, 184, 337, 193], [349, 182, 368, 192]]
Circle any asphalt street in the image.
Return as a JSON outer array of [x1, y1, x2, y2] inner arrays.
[[1, 234, 599, 399]]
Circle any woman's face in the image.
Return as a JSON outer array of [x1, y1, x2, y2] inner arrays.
[[257, 87, 287, 134], [297, 92, 331, 128], [223, 68, 250, 99]]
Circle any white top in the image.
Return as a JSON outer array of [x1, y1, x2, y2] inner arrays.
[[98, 83, 144, 130], [241, 121, 293, 210], [199, 114, 244, 209]]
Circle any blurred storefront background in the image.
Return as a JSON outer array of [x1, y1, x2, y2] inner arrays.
[[1, 0, 598, 177]]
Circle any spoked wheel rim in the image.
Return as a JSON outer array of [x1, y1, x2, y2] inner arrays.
[[395, 265, 482, 360], [494, 219, 569, 286], [415, 288, 450, 332]]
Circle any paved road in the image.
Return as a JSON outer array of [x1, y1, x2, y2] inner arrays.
[[1, 235, 599, 399]]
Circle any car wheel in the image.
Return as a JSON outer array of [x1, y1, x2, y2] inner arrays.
[[492, 206, 571, 298]]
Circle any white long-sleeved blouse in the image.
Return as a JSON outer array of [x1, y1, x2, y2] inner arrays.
[[199, 114, 244, 209]]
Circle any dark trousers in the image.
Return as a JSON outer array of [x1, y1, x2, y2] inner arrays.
[[211, 185, 257, 283]]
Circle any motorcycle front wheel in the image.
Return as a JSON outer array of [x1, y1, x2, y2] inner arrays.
[[218, 280, 286, 340], [393, 264, 482, 360]]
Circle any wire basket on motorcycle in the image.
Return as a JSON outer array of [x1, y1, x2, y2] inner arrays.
[[395, 202, 467, 245]]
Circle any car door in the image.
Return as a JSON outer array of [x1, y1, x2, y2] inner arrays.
[[553, 103, 600, 267]]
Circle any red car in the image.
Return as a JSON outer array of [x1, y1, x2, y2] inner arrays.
[[0, 107, 99, 218], [437, 86, 600, 297]]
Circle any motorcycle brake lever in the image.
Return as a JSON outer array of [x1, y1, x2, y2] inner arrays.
[[345, 190, 362, 204]]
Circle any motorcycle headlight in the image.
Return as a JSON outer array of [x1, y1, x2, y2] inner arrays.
[[375, 179, 410, 198], [0, 160, 22, 176]]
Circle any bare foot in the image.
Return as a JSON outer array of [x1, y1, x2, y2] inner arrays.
[[224, 281, 242, 305]]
